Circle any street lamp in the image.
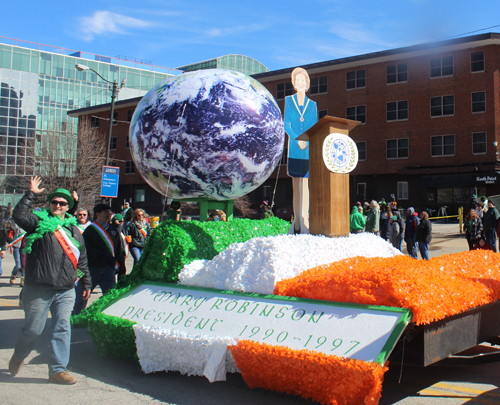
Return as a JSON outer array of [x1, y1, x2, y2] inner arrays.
[[75, 64, 127, 168]]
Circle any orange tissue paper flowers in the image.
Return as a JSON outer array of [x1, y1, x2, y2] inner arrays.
[[274, 250, 500, 325], [229, 340, 387, 405]]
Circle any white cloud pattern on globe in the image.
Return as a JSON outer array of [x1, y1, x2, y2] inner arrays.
[[129, 69, 285, 200]]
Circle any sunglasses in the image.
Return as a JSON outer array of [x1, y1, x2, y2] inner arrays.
[[77, 213, 87, 216], [50, 200, 68, 207]]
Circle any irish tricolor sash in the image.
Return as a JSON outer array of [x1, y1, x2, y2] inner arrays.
[[120, 232, 129, 258], [53, 225, 81, 271], [76, 224, 85, 234], [139, 228, 147, 239], [6, 232, 26, 248], [89, 222, 115, 257], [89, 222, 120, 269]]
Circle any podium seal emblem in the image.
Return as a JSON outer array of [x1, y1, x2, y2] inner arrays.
[[322, 133, 358, 173]]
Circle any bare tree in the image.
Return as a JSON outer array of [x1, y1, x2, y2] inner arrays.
[[234, 195, 253, 218], [9, 119, 106, 208]]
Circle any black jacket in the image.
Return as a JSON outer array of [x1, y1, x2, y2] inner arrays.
[[83, 222, 125, 268], [13, 191, 91, 291], [125, 221, 149, 249], [415, 218, 432, 243]]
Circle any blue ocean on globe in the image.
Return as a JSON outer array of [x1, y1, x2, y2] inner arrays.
[[129, 69, 285, 201]]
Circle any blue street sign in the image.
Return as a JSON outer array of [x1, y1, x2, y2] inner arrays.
[[100, 166, 120, 198]]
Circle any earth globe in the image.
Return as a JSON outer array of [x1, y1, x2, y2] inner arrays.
[[129, 69, 285, 201]]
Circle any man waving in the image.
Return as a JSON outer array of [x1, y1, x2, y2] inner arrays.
[[9, 177, 91, 384]]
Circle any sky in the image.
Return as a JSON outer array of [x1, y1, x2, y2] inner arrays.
[[3, 0, 500, 72]]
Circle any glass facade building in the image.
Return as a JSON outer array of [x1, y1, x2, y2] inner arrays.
[[176, 54, 269, 76], [0, 40, 175, 181]]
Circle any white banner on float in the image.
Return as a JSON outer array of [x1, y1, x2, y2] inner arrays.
[[102, 283, 411, 364]]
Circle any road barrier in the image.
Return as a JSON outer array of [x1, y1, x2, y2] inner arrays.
[[428, 206, 463, 234]]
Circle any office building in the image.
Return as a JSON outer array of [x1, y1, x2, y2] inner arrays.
[[176, 54, 268, 76], [0, 37, 175, 201]]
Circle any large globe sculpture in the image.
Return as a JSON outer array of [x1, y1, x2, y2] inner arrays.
[[129, 69, 285, 200]]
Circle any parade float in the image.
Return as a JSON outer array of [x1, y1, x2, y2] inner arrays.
[[73, 69, 500, 405]]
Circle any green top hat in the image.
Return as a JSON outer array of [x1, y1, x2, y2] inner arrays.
[[47, 188, 74, 209]]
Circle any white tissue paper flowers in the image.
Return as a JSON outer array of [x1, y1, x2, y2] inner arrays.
[[179, 233, 401, 294], [133, 325, 239, 382]]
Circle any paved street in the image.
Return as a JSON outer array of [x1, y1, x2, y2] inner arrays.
[[0, 223, 499, 405]]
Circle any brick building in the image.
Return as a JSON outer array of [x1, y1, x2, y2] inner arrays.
[[69, 33, 500, 216], [254, 32, 500, 215]]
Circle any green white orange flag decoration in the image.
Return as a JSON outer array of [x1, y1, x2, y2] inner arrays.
[[102, 283, 411, 402]]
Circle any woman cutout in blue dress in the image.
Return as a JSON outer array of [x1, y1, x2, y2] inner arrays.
[[284, 68, 317, 234]]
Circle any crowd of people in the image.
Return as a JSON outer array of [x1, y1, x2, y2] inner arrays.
[[349, 199, 433, 260]]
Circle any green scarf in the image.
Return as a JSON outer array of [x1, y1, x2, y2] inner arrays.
[[24, 209, 77, 254]]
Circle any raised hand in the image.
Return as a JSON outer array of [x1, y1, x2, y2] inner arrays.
[[30, 176, 45, 194]]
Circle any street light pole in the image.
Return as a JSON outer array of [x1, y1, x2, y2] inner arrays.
[[105, 79, 118, 167], [75, 64, 126, 204]]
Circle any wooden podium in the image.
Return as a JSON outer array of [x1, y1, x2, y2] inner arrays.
[[297, 116, 360, 237]]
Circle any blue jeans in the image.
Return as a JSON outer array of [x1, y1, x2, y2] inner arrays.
[[72, 280, 85, 316], [406, 238, 419, 259], [418, 242, 430, 260], [14, 284, 76, 375], [11, 247, 23, 277], [130, 247, 142, 266], [485, 229, 497, 252]]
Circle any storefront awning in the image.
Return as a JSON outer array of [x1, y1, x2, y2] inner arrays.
[[420, 171, 500, 188]]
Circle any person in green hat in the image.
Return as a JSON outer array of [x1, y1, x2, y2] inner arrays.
[[9, 176, 91, 385], [111, 213, 124, 231], [350, 205, 366, 233]]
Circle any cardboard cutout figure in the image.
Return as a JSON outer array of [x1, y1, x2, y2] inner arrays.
[[284, 68, 318, 233]]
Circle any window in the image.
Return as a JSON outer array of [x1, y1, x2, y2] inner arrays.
[[135, 189, 145, 202], [431, 95, 454, 117], [346, 105, 366, 123], [386, 138, 409, 159], [318, 109, 328, 119], [386, 63, 407, 84], [471, 51, 485, 72], [438, 187, 471, 204], [431, 135, 455, 156], [126, 134, 130, 149], [109, 111, 118, 126], [127, 109, 134, 122], [346, 70, 366, 89], [90, 116, 100, 128], [430, 56, 453, 77], [471, 91, 486, 113], [357, 183, 366, 200], [277, 82, 293, 99], [125, 160, 136, 174], [356, 141, 366, 161], [310, 76, 327, 95], [386, 101, 408, 121], [472, 132, 486, 154], [397, 182, 408, 200], [109, 136, 117, 150]]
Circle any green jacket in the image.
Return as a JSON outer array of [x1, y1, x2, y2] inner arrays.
[[350, 206, 366, 232], [365, 208, 380, 233]]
